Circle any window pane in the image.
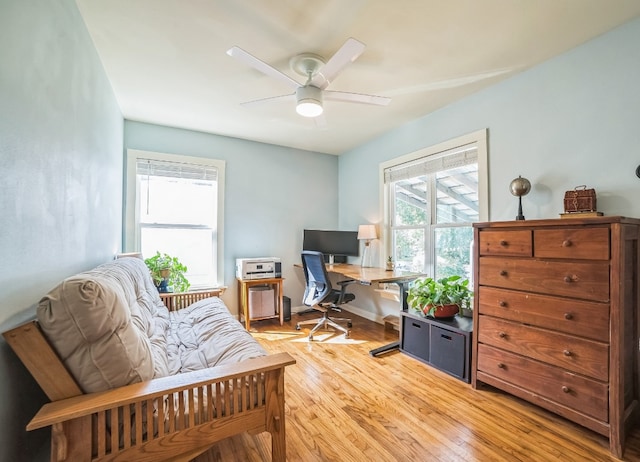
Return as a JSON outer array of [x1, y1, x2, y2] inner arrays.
[[436, 164, 479, 224], [393, 178, 428, 225], [141, 227, 215, 288], [434, 226, 473, 280], [139, 176, 216, 225], [393, 228, 425, 272]]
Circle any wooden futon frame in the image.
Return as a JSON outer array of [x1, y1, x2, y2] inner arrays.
[[4, 321, 295, 462]]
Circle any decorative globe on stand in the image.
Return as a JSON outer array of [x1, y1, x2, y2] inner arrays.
[[509, 175, 531, 220]]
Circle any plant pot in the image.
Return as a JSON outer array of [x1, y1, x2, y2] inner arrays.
[[157, 279, 170, 293], [424, 304, 460, 319]]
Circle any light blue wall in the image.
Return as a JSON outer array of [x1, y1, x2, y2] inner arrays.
[[124, 122, 338, 311], [339, 16, 640, 320], [3, 1, 640, 458], [0, 0, 123, 460]]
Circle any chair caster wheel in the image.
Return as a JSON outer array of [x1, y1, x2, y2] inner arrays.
[[344, 332, 350, 339], [347, 322, 352, 328], [295, 325, 301, 330], [308, 335, 313, 341]]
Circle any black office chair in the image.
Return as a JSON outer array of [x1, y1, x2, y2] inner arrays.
[[296, 251, 355, 340]]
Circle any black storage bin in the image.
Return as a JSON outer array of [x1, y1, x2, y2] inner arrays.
[[430, 326, 466, 379], [400, 315, 430, 362], [283, 295, 291, 321]]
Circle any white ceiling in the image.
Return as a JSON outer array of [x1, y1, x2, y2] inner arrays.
[[75, 1, 640, 155]]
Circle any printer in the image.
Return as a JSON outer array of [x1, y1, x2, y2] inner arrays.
[[235, 257, 282, 280]]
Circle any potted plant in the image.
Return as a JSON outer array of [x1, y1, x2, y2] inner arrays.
[[407, 275, 472, 318], [144, 252, 190, 293], [386, 256, 395, 271]]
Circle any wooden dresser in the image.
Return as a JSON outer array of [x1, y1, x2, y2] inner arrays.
[[472, 216, 640, 457]]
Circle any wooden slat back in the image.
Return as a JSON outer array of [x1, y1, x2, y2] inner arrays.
[[3, 320, 83, 401]]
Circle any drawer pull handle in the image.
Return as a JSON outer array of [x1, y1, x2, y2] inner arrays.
[[562, 386, 570, 393], [500, 240, 508, 247], [499, 300, 507, 307], [563, 349, 572, 357], [497, 363, 506, 369], [564, 313, 573, 320], [564, 275, 574, 283], [498, 331, 507, 338], [500, 270, 508, 276], [562, 240, 572, 247]]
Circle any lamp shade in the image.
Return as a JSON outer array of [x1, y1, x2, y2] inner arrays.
[[357, 224, 377, 240]]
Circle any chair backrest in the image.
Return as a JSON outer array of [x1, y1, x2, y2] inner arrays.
[[301, 251, 333, 306]]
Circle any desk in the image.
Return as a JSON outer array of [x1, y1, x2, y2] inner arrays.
[[237, 277, 284, 331], [315, 263, 424, 356]]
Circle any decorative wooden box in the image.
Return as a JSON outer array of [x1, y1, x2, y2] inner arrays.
[[563, 186, 596, 212]]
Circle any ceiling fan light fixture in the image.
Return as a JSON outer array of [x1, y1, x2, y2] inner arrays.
[[296, 86, 323, 117]]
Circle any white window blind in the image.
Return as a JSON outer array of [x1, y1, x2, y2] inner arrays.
[[383, 144, 478, 184], [136, 158, 218, 181]]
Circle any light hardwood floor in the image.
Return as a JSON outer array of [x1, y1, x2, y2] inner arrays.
[[195, 311, 640, 461]]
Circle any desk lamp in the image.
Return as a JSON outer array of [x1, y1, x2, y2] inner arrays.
[[357, 224, 377, 267]]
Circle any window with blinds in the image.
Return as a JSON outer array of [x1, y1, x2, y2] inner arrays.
[[381, 130, 487, 279], [125, 151, 225, 289]]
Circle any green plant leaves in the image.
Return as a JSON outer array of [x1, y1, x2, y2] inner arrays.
[[144, 251, 191, 293], [407, 275, 473, 317]]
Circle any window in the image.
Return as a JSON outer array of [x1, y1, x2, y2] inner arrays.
[[381, 130, 488, 280], [125, 150, 225, 288]]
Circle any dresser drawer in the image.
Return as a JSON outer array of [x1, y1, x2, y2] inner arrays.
[[478, 257, 609, 302], [477, 344, 608, 422], [534, 227, 610, 260], [477, 316, 609, 381], [479, 230, 532, 257], [477, 286, 609, 342]]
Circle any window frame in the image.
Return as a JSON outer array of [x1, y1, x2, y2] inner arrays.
[[124, 149, 226, 287], [379, 129, 488, 276]]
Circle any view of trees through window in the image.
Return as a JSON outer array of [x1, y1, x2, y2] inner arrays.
[[390, 159, 478, 280]]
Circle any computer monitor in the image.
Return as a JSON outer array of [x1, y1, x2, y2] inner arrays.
[[302, 229, 359, 263]]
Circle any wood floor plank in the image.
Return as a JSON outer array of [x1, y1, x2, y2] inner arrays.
[[193, 311, 640, 461]]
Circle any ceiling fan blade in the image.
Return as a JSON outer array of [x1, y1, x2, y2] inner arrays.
[[324, 90, 391, 106], [313, 114, 327, 128], [385, 68, 516, 97], [311, 37, 366, 89], [240, 93, 295, 108], [227, 46, 300, 89]]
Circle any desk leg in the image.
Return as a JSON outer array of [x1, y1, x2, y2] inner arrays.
[[369, 280, 411, 357], [369, 341, 400, 357]]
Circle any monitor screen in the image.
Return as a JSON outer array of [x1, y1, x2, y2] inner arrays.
[[303, 229, 359, 259]]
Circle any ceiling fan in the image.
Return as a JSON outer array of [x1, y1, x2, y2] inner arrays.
[[226, 38, 391, 118]]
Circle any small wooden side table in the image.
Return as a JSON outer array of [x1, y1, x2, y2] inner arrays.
[[236, 277, 284, 330]]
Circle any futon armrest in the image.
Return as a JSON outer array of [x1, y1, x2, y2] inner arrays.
[[27, 352, 295, 431]]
